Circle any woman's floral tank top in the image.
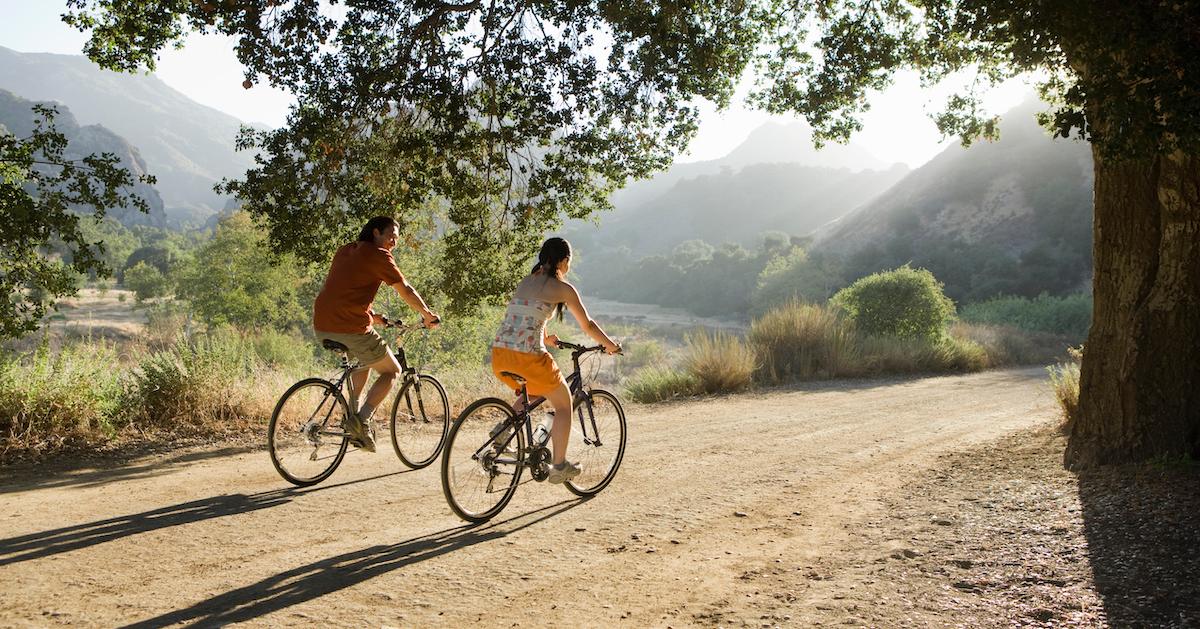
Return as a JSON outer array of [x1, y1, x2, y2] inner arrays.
[[493, 297, 556, 354]]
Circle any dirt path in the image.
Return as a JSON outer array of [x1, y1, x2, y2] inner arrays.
[[0, 368, 1056, 627]]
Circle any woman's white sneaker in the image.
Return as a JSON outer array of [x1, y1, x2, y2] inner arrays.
[[547, 461, 581, 484]]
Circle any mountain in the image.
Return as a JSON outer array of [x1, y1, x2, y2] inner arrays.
[[610, 120, 892, 213], [573, 161, 910, 255], [0, 46, 258, 223], [813, 99, 1094, 301], [0, 88, 165, 227]]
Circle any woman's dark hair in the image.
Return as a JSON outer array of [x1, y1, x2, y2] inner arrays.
[[532, 237, 571, 320], [357, 216, 399, 242]]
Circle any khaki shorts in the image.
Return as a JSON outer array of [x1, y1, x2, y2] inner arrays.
[[315, 328, 391, 365]]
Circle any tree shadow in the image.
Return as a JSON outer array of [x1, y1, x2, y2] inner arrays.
[[119, 499, 585, 628], [0, 470, 408, 567], [0, 445, 262, 495], [1078, 462, 1200, 626]]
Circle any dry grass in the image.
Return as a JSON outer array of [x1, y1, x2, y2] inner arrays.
[[748, 300, 855, 382], [683, 330, 755, 395], [1047, 346, 1083, 428]]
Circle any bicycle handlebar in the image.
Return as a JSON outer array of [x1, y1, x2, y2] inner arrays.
[[380, 315, 440, 332], [554, 339, 623, 355]]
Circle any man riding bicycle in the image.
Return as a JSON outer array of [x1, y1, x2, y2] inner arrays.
[[313, 216, 440, 452]]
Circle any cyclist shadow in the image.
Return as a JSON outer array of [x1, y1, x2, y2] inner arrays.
[[0, 470, 410, 568], [119, 499, 589, 628]]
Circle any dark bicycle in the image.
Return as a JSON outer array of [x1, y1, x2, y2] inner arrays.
[[267, 318, 449, 486], [440, 340, 627, 522]]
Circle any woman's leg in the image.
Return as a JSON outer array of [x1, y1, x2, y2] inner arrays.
[[546, 383, 573, 465]]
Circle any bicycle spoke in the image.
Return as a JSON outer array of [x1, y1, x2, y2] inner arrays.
[[268, 379, 350, 486]]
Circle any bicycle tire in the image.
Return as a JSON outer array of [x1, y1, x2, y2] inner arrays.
[[564, 389, 627, 497], [268, 378, 351, 487], [441, 397, 525, 522], [389, 374, 450, 469]]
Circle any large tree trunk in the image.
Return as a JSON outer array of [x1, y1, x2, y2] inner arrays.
[[1065, 148, 1200, 468]]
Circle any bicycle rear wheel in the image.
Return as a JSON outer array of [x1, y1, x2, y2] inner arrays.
[[390, 374, 450, 469], [564, 389, 627, 497], [441, 398, 525, 522], [268, 378, 350, 486]]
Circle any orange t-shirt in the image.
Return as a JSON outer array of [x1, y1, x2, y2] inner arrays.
[[313, 242, 406, 334]]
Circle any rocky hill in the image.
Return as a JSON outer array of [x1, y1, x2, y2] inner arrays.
[[812, 99, 1094, 301], [1, 88, 165, 227], [0, 46, 256, 224]]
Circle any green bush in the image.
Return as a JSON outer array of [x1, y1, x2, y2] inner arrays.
[[748, 300, 855, 383], [960, 293, 1092, 340], [252, 328, 318, 373], [127, 327, 262, 430], [624, 366, 699, 403], [0, 339, 124, 458], [123, 260, 171, 303], [830, 265, 956, 342]]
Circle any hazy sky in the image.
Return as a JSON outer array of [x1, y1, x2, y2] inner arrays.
[[0, 0, 1035, 168]]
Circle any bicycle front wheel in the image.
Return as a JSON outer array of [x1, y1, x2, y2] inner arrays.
[[390, 374, 450, 469], [441, 398, 525, 522], [268, 378, 350, 487], [564, 389, 627, 497]]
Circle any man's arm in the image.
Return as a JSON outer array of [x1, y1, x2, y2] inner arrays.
[[389, 278, 440, 328]]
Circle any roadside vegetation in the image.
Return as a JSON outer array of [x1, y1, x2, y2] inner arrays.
[[1, 214, 1079, 462], [623, 266, 1076, 403]]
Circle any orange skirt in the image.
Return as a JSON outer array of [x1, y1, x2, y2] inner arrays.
[[491, 347, 566, 397]]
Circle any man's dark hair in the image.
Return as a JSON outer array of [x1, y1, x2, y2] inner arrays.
[[358, 216, 399, 242]]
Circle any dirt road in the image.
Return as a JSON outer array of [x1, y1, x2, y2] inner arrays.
[[0, 368, 1056, 627]]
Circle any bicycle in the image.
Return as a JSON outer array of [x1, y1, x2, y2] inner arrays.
[[440, 340, 627, 522], [267, 318, 449, 487]]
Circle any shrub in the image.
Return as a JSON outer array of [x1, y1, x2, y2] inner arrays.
[[0, 339, 124, 459], [682, 331, 755, 394], [830, 265, 956, 342], [127, 327, 265, 432], [123, 260, 170, 303], [1048, 346, 1082, 429], [624, 366, 698, 403], [252, 328, 317, 373], [748, 300, 855, 383], [960, 293, 1092, 340]]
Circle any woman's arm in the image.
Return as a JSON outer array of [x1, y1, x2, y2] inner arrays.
[[559, 282, 619, 354]]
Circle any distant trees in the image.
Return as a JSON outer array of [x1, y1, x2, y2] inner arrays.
[[173, 213, 316, 330]]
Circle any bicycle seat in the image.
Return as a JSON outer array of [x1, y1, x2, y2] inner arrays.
[[321, 339, 349, 353], [499, 371, 526, 384]]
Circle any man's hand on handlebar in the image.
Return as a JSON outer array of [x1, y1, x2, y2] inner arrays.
[[603, 340, 622, 355], [421, 310, 441, 330]]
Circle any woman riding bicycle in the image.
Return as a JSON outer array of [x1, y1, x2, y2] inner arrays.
[[313, 216, 440, 452], [491, 237, 620, 484]]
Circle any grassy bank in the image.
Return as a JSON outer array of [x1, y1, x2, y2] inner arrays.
[[623, 301, 1076, 403]]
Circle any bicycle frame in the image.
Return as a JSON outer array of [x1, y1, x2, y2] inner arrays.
[[474, 346, 607, 476]]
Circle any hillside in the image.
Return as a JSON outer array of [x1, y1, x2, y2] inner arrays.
[[813, 99, 1094, 301], [0, 88, 165, 227], [610, 120, 893, 216], [0, 46, 256, 224], [579, 162, 909, 255]]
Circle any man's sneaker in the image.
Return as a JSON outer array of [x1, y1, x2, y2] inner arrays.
[[343, 414, 376, 453], [547, 461, 581, 484]]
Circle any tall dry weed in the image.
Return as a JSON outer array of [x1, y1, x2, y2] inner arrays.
[[1048, 346, 1082, 429], [683, 331, 755, 395], [748, 300, 855, 382]]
